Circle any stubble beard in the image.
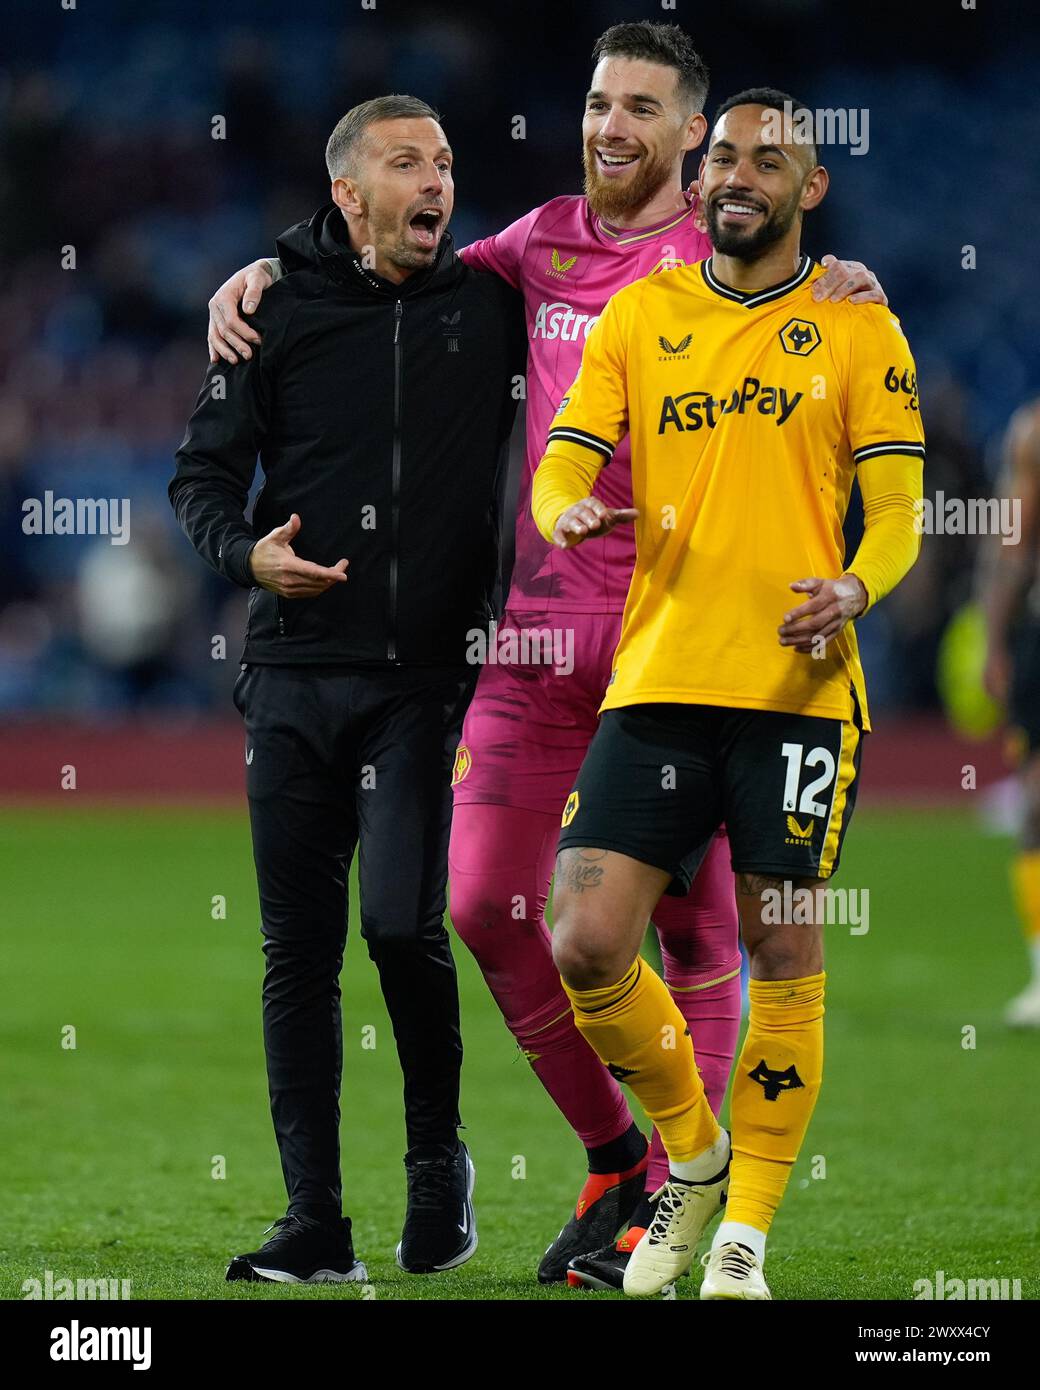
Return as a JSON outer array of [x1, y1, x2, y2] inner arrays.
[[366, 201, 439, 274]]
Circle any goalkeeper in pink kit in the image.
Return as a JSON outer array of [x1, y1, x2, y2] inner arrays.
[[206, 20, 886, 1291]]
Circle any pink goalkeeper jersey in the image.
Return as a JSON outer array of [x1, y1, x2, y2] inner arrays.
[[460, 193, 711, 612]]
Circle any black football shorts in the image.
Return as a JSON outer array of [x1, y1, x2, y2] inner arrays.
[[557, 698, 864, 894]]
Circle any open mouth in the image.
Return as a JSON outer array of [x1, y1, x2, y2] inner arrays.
[[409, 208, 443, 248], [715, 200, 765, 222], [595, 148, 640, 177]]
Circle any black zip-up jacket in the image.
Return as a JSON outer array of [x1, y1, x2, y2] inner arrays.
[[170, 204, 525, 666]]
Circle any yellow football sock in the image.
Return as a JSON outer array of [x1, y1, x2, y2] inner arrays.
[[726, 972, 825, 1233], [564, 958, 719, 1163], [1012, 850, 1040, 943]]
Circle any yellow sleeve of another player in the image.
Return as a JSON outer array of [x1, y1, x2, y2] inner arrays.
[[532, 291, 631, 544], [842, 307, 926, 612]]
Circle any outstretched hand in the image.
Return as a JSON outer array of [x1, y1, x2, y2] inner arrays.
[[249, 513, 349, 597]]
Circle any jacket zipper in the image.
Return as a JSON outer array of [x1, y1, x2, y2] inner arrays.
[[388, 298, 403, 662]]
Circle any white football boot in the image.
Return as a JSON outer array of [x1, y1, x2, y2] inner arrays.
[[622, 1170, 728, 1297], [1005, 979, 1040, 1028], [699, 1241, 772, 1300]]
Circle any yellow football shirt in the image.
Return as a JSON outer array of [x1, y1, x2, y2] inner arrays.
[[532, 256, 925, 731]]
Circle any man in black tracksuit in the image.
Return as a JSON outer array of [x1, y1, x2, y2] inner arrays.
[[170, 96, 524, 1283]]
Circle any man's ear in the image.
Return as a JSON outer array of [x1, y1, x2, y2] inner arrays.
[[683, 111, 708, 154], [800, 164, 829, 213], [697, 151, 708, 183], [332, 176, 365, 219]]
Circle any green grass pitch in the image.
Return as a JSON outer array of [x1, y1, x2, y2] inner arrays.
[[2, 804, 1037, 1301]]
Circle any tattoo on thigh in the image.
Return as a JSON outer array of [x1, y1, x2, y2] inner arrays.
[[559, 848, 607, 894], [736, 872, 788, 897]]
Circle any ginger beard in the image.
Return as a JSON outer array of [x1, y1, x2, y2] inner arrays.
[[582, 135, 678, 222]]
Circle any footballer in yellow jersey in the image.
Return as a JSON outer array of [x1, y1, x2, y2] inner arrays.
[[532, 88, 924, 1301], [538, 250, 919, 729]]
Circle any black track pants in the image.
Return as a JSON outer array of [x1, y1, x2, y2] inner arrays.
[[233, 662, 475, 1217]]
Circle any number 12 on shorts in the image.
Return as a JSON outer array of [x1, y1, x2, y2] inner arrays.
[[780, 742, 837, 817]]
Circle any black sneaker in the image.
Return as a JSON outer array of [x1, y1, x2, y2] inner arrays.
[[225, 1213, 367, 1284], [396, 1141, 477, 1273], [567, 1213, 654, 1292], [536, 1152, 649, 1284]]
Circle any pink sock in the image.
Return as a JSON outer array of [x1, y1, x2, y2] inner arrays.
[[448, 801, 633, 1150], [646, 831, 742, 1192]]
